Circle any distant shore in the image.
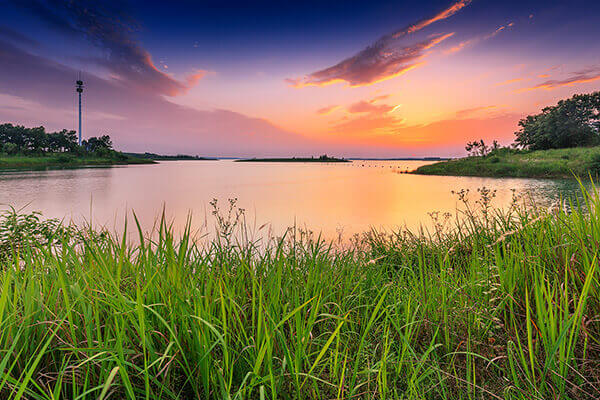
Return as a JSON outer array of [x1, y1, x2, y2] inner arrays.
[[413, 146, 600, 179], [125, 152, 218, 161], [236, 156, 350, 163], [0, 154, 155, 170]]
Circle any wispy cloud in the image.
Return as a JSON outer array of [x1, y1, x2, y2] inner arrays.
[[495, 77, 527, 86], [346, 96, 395, 114], [515, 66, 600, 92], [347, 101, 393, 114], [316, 105, 339, 115], [329, 96, 404, 135], [288, 33, 453, 88], [287, 0, 471, 88], [444, 21, 514, 55], [0, 25, 39, 47], [10, 0, 205, 97], [391, 0, 471, 38], [455, 105, 497, 118]]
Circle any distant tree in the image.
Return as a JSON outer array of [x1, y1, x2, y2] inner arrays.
[[491, 140, 500, 152], [48, 129, 78, 152], [24, 126, 47, 154], [465, 139, 490, 156], [514, 91, 600, 150], [83, 135, 113, 154], [1, 122, 113, 156]]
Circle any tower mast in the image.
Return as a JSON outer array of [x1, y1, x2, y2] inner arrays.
[[76, 76, 84, 146]]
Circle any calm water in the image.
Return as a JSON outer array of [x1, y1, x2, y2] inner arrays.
[[0, 160, 583, 240]]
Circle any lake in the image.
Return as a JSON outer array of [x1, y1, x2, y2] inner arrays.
[[0, 160, 583, 241]]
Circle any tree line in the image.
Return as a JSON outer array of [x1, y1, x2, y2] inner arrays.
[[464, 91, 600, 156], [0, 123, 114, 156]]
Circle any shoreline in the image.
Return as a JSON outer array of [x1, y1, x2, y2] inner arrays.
[[0, 155, 156, 170], [412, 146, 600, 179], [235, 157, 350, 163]]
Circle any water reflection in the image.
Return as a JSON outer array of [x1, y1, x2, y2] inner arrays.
[[0, 160, 587, 240]]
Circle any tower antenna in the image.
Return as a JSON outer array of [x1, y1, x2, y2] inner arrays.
[[76, 72, 84, 146]]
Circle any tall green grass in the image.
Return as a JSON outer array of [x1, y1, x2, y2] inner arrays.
[[0, 186, 599, 399]]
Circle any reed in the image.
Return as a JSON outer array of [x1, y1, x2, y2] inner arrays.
[[0, 184, 599, 399]]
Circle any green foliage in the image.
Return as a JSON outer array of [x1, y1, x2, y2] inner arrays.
[[415, 145, 600, 178], [82, 134, 113, 154], [0, 122, 153, 168], [1, 186, 600, 398], [0, 122, 119, 159], [0, 207, 71, 260], [514, 91, 600, 150], [0, 123, 79, 154]]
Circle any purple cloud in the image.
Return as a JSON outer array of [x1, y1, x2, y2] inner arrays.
[[287, 0, 471, 88]]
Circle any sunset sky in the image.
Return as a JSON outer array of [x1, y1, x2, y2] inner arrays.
[[1, 0, 599, 157]]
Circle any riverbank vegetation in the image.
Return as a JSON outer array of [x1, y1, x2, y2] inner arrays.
[[1, 184, 599, 399], [0, 123, 154, 169], [416, 91, 600, 178], [414, 146, 600, 178]]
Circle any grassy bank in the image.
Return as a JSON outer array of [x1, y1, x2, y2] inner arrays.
[[1, 186, 600, 399], [414, 146, 600, 179], [0, 154, 155, 169]]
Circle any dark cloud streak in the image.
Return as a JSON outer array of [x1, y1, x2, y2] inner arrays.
[[287, 0, 470, 88], [0, 25, 39, 47], [9, 0, 202, 97]]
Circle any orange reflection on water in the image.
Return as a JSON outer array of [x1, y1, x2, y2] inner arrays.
[[0, 160, 581, 242]]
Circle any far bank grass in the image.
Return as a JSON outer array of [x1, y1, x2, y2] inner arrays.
[[0, 154, 155, 169], [1, 185, 600, 399], [414, 146, 600, 179]]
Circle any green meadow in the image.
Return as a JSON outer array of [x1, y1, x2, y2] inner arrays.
[[0, 185, 599, 399]]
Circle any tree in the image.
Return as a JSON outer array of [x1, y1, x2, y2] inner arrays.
[[514, 91, 600, 150], [1, 122, 103, 155], [24, 126, 47, 153], [465, 139, 490, 156], [83, 135, 113, 154]]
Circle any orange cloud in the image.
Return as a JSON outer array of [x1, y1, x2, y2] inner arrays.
[[328, 96, 407, 137], [316, 105, 339, 115], [335, 113, 519, 151], [455, 105, 497, 118], [396, 0, 472, 38], [444, 22, 514, 55], [515, 66, 600, 92], [495, 77, 527, 86], [185, 69, 209, 88], [347, 101, 394, 114]]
